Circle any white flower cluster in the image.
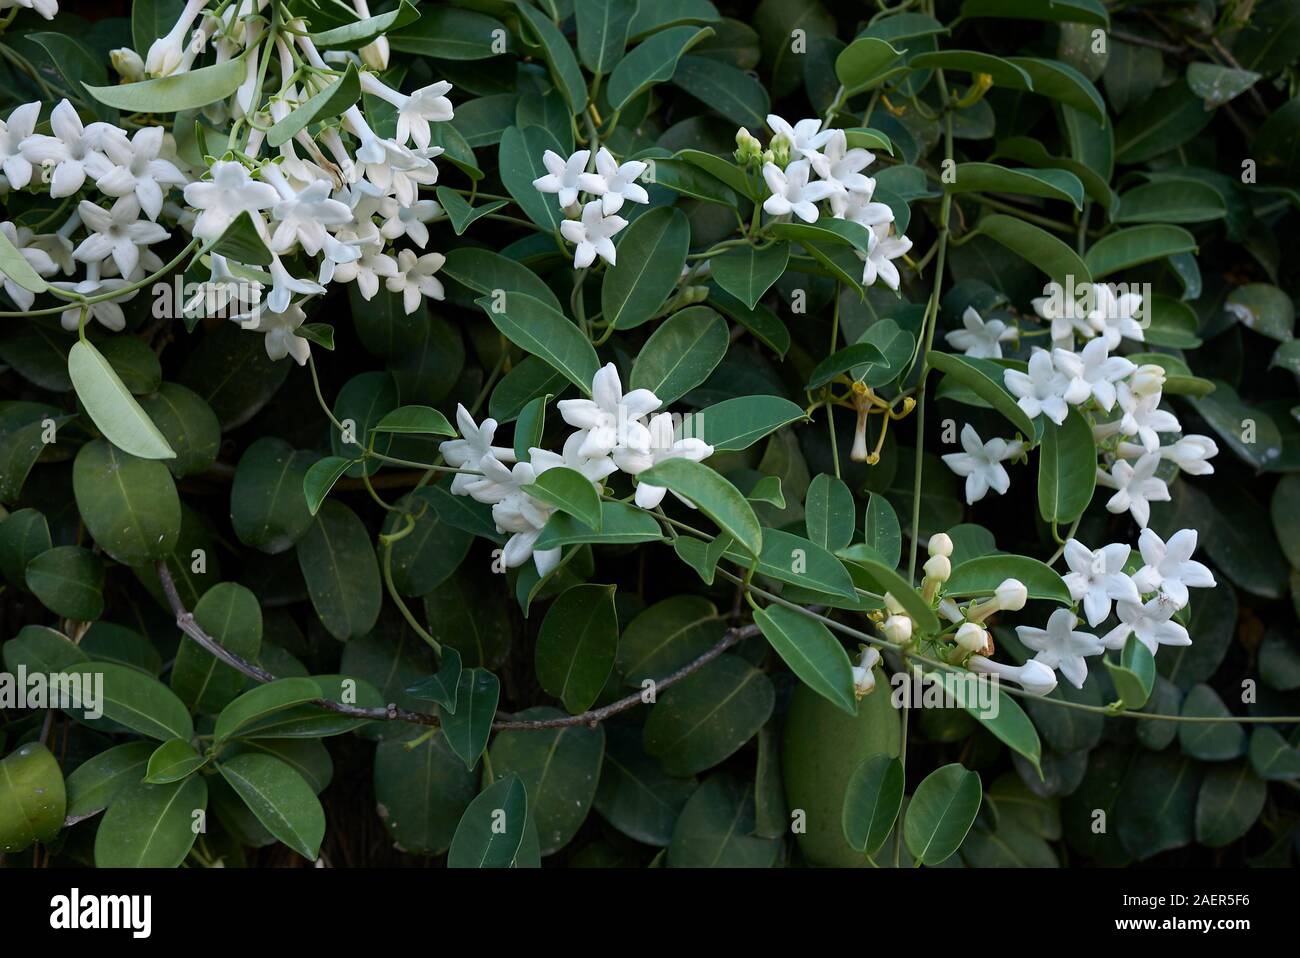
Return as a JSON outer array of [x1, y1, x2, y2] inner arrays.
[[756, 114, 912, 291], [941, 283, 1218, 527], [531, 147, 649, 267], [0, 0, 456, 366], [886, 528, 1214, 697], [439, 364, 713, 576]]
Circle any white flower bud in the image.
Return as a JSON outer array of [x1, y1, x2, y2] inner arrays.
[[360, 36, 390, 71], [994, 577, 1028, 612], [968, 655, 1058, 696], [923, 554, 951, 582], [851, 665, 876, 698], [1130, 364, 1165, 398], [955, 622, 990, 653], [883, 592, 906, 616], [881, 615, 912, 645], [110, 48, 145, 83], [927, 532, 953, 558], [938, 598, 963, 624]]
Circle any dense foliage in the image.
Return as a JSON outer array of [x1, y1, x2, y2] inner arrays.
[[1, 0, 1300, 869]]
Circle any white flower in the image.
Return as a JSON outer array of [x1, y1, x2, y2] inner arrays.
[[440, 404, 516, 498], [110, 47, 145, 82], [530, 430, 619, 488], [945, 307, 1018, 359], [377, 197, 441, 248], [239, 302, 311, 365], [0, 102, 41, 190], [1158, 434, 1218, 476], [330, 241, 398, 300], [557, 363, 660, 460], [266, 172, 352, 256], [1004, 348, 1073, 425], [1130, 528, 1215, 609], [1052, 338, 1136, 411], [18, 100, 116, 199], [264, 255, 324, 314], [0, 221, 57, 310], [612, 412, 715, 509], [761, 159, 834, 222], [940, 424, 1023, 504], [766, 114, 835, 161], [1032, 284, 1094, 348], [1117, 388, 1181, 453], [1102, 595, 1190, 654], [559, 200, 627, 268], [183, 160, 279, 242], [73, 196, 170, 279], [837, 189, 894, 230], [858, 227, 911, 291], [532, 149, 602, 208], [1084, 283, 1145, 348], [146, 0, 207, 76], [1016, 608, 1104, 689], [588, 147, 649, 214], [1096, 452, 1170, 529], [810, 130, 874, 212], [476, 457, 562, 578], [385, 249, 445, 314], [967, 655, 1058, 696], [54, 276, 134, 332], [95, 125, 187, 220], [955, 622, 990, 654], [2, 0, 58, 20], [1061, 539, 1141, 627], [395, 81, 454, 151]]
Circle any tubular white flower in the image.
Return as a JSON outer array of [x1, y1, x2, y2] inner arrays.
[[995, 578, 1029, 612], [613, 412, 713, 509], [559, 200, 627, 269], [1102, 595, 1190, 654], [1004, 348, 1073, 425], [183, 160, 279, 242], [765, 114, 835, 161], [858, 227, 911, 291], [146, 0, 209, 77], [1130, 528, 1216, 608], [532, 149, 602, 208], [941, 423, 1024, 504], [1061, 539, 1140, 627], [1096, 452, 1169, 528], [557, 363, 660, 460], [1016, 608, 1103, 689], [385, 249, 445, 315], [851, 646, 881, 698], [955, 622, 990, 654], [1158, 434, 1218, 475], [928, 533, 953, 558], [238, 301, 311, 365], [0, 221, 57, 310], [72, 196, 170, 279], [967, 655, 1057, 696], [945, 306, 1018, 359], [0, 101, 41, 190], [881, 615, 912, 645], [589, 147, 649, 214], [1051, 338, 1136, 411], [762, 159, 834, 222]]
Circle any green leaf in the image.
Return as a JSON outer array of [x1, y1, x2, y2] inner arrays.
[[1249, 727, 1300, 781], [447, 773, 528, 868], [1083, 225, 1197, 278], [1114, 180, 1226, 225], [629, 305, 728, 403], [73, 438, 180, 565], [688, 395, 807, 451], [489, 710, 605, 856], [1037, 407, 1096, 524], [517, 2, 588, 114], [709, 244, 789, 310], [26, 546, 104, 621], [947, 162, 1084, 209], [807, 341, 889, 390], [638, 458, 762, 557], [535, 579, 621, 712], [607, 26, 714, 110], [973, 214, 1091, 289], [1105, 635, 1155, 710], [1186, 62, 1261, 109], [62, 662, 194, 742], [903, 763, 982, 866], [476, 293, 600, 395], [1195, 762, 1265, 848], [1008, 57, 1105, 124], [443, 246, 563, 313], [594, 726, 697, 847], [64, 741, 154, 824], [218, 753, 325, 860], [575, 0, 637, 75], [603, 206, 691, 330], [616, 595, 723, 685], [754, 605, 856, 715], [84, 50, 249, 113], [671, 55, 770, 127], [525, 467, 603, 538], [231, 438, 318, 552], [434, 187, 506, 236], [535, 500, 664, 550], [1114, 81, 1211, 164], [667, 772, 780, 867], [302, 455, 354, 516], [267, 62, 361, 148], [1178, 684, 1245, 761], [842, 754, 904, 855], [805, 473, 855, 552], [960, 0, 1108, 26], [835, 37, 907, 94], [69, 340, 176, 460], [172, 582, 262, 714], [93, 777, 206, 867], [388, 6, 508, 60], [309, 0, 419, 49], [145, 739, 205, 785], [442, 668, 499, 769], [1226, 284, 1295, 342], [0, 224, 49, 295], [297, 501, 382, 641], [0, 743, 65, 852], [944, 554, 1071, 604], [405, 646, 463, 713], [675, 148, 761, 200], [863, 493, 902, 568], [836, 547, 940, 632], [643, 655, 775, 776], [371, 404, 455, 437], [373, 729, 476, 856], [136, 382, 221, 478], [954, 679, 1042, 774], [908, 50, 1033, 89], [214, 678, 325, 744], [723, 528, 857, 600], [931, 354, 1037, 443]]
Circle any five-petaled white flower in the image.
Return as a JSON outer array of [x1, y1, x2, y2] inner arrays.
[[945, 307, 1018, 359], [810, 130, 874, 213], [73, 196, 170, 279], [1061, 539, 1141, 627], [183, 160, 280, 242], [557, 363, 660, 460], [395, 81, 455, 151], [0, 221, 57, 311], [239, 302, 311, 365], [532, 149, 603, 208], [18, 100, 117, 199], [941, 424, 1024, 505], [1084, 283, 1146, 348], [95, 125, 187, 221], [0, 101, 41, 190], [1157, 434, 1219, 476], [386, 249, 445, 314], [766, 114, 835, 161], [1102, 595, 1190, 654], [589, 147, 649, 214], [439, 404, 517, 498], [1052, 338, 1136, 411], [1096, 452, 1170, 529], [1004, 348, 1074, 425], [559, 200, 627, 268], [1016, 608, 1105, 690], [612, 412, 715, 509], [1130, 528, 1215, 608], [762, 159, 834, 222], [858, 227, 911, 291]]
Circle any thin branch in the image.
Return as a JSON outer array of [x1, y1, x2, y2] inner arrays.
[[155, 561, 758, 733]]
